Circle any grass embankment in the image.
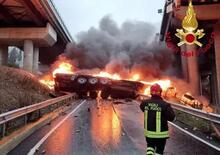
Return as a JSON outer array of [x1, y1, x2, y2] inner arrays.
[[0, 66, 52, 114]]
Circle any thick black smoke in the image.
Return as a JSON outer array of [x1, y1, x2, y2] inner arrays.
[[64, 15, 175, 80]]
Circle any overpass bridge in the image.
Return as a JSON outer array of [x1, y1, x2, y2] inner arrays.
[[160, 0, 220, 113], [0, 0, 73, 72]]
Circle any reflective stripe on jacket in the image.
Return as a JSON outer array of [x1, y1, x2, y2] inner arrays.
[[140, 95, 175, 138]]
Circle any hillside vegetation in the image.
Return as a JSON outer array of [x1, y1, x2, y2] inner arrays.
[[0, 66, 51, 114]]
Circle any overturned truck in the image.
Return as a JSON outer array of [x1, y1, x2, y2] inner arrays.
[[54, 73, 144, 99]]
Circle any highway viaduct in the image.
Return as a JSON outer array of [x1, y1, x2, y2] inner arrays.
[[0, 0, 73, 73], [160, 0, 220, 110]]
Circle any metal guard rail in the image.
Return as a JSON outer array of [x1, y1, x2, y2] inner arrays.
[[139, 94, 220, 124], [169, 101, 220, 124], [0, 94, 75, 125]]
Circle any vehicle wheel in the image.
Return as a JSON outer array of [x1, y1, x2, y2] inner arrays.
[[89, 91, 98, 99]]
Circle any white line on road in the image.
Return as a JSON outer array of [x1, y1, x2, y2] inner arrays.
[[27, 100, 86, 155], [169, 122, 220, 152]]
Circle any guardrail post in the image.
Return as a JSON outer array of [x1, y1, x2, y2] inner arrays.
[[49, 105, 52, 112], [61, 100, 65, 114], [2, 123, 6, 137], [38, 109, 40, 118], [24, 114, 28, 125], [56, 102, 59, 109]]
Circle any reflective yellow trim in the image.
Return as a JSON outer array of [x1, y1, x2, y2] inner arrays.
[[146, 147, 155, 155], [144, 110, 148, 130], [156, 111, 161, 132], [147, 147, 155, 152], [144, 129, 169, 138]]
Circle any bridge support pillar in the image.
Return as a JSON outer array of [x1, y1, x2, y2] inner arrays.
[[0, 45, 8, 66], [0, 23, 57, 72], [186, 44, 200, 96], [214, 24, 220, 107], [33, 47, 39, 73], [23, 40, 33, 72], [180, 45, 188, 81]]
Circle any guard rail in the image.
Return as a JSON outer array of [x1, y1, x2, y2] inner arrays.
[[0, 93, 76, 137], [138, 94, 220, 124]]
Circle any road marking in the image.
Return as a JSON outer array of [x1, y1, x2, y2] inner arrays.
[[27, 100, 86, 155], [169, 122, 220, 152]]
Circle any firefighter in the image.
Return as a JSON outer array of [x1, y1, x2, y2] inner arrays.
[[140, 83, 175, 155]]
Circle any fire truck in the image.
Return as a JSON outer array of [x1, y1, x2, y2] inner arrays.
[[54, 73, 144, 99]]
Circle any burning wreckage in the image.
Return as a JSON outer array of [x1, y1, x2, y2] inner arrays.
[[54, 73, 144, 99], [53, 73, 212, 112], [39, 59, 213, 113]]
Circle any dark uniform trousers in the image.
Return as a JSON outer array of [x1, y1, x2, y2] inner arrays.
[[146, 138, 166, 155]]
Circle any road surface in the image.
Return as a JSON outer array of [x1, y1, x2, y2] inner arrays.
[[8, 99, 219, 155]]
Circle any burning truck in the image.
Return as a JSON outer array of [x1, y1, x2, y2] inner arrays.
[[54, 73, 144, 99], [39, 57, 213, 113]]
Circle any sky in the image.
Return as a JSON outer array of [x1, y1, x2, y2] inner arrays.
[[52, 0, 165, 41]]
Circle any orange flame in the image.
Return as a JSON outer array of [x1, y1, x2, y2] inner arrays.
[[39, 56, 172, 96], [39, 57, 75, 89], [94, 71, 121, 80], [52, 62, 74, 78], [40, 78, 55, 90], [142, 79, 172, 95], [130, 74, 140, 81]]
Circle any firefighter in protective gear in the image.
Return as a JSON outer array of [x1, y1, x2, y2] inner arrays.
[[140, 83, 175, 155]]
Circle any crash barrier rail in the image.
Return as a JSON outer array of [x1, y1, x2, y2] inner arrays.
[[0, 93, 77, 138], [168, 101, 220, 151], [138, 94, 220, 125], [169, 101, 220, 124]]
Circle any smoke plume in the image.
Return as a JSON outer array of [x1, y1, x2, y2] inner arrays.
[[64, 15, 176, 80]]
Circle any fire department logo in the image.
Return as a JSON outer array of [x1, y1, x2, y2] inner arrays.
[[175, 1, 205, 47]]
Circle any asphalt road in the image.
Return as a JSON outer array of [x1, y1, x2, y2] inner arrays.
[[8, 99, 220, 155]]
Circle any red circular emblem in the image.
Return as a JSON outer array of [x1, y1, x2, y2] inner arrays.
[[185, 33, 195, 43]]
